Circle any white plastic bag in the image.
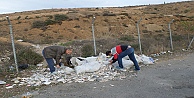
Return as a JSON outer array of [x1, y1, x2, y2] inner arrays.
[[140, 54, 154, 65], [112, 59, 134, 69], [63, 67, 75, 74], [74, 61, 102, 74]]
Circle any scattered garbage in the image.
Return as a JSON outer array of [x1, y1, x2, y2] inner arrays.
[[36, 63, 43, 67], [140, 54, 155, 65], [6, 85, 14, 89], [6, 84, 16, 89], [21, 92, 33, 98], [150, 50, 173, 57], [74, 61, 103, 74], [0, 80, 6, 85], [9, 66, 15, 71], [6, 52, 155, 89], [17, 39, 23, 42]]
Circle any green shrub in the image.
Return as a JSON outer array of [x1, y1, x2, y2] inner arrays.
[[142, 30, 149, 33], [166, 34, 182, 41], [81, 44, 93, 57], [59, 41, 74, 46], [32, 19, 56, 29], [32, 20, 45, 28], [45, 19, 56, 25], [54, 14, 69, 22], [150, 12, 157, 14], [25, 16, 29, 19], [120, 13, 128, 16], [104, 19, 108, 22], [45, 15, 53, 19], [35, 16, 41, 18], [17, 16, 21, 20], [188, 16, 194, 19], [184, 9, 190, 13], [16, 21, 21, 24], [40, 36, 59, 44], [180, 21, 194, 31], [172, 35, 182, 41], [24, 28, 28, 31], [119, 35, 135, 41], [103, 13, 116, 16], [11, 48, 44, 65], [154, 34, 165, 40], [131, 43, 139, 50]]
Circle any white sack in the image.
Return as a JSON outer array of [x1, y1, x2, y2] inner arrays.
[[102, 61, 110, 65], [71, 56, 98, 66], [77, 56, 97, 63], [74, 61, 102, 74], [0, 80, 6, 85], [97, 52, 108, 62], [63, 67, 75, 74], [70, 57, 84, 66], [112, 59, 134, 69], [140, 54, 154, 65], [135, 54, 143, 63]]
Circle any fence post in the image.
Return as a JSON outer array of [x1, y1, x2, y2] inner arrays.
[[6, 16, 19, 73], [188, 36, 194, 49], [168, 19, 174, 51], [92, 16, 97, 56], [137, 18, 142, 55]]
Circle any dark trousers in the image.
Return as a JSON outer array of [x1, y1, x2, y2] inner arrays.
[[118, 48, 140, 70], [42, 50, 55, 73]]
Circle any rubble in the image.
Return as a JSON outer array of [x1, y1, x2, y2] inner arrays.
[[0, 80, 6, 85], [4, 53, 155, 89]]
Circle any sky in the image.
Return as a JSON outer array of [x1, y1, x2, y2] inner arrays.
[[0, 0, 190, 14]]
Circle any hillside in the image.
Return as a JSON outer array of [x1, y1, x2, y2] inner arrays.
[[0, 1, 194, 55], [0, 1, 194, 97]]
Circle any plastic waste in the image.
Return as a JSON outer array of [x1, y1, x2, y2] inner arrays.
[[0, 80, 6, 85]]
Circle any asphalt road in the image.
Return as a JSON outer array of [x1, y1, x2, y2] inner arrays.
[[33, 53, 194, 98]]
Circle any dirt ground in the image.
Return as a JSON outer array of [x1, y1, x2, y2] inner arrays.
[[0, 1, 194, 98], [3, 50, 192, 98], [30, 51, 194, 98]]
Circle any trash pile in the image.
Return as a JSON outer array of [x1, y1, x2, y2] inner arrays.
[[3, 53, 155, 89]]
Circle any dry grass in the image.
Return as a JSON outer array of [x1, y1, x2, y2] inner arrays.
[[0, 1, 194, 97]]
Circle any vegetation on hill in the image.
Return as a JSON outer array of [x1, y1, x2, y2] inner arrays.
[[0, 1, 194, 63], [0, 1, 194, 97]]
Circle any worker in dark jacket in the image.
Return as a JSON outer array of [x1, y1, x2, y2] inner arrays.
[[106, 45, 140, 71], [42, 46, 73, 73]]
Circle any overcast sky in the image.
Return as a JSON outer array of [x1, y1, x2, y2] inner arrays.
[[0, 0, 190, 14]]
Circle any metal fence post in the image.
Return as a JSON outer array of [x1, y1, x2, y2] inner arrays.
[[188, 36, 194, 49], [137, 18, 142, 55], [6, 16, 19, 73], [92, 16, 97, 56], [168, 19, 174, 51]]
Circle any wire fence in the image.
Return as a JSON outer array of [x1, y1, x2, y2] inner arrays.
[[1, 15, 194, 73], [92, 18, 194, 55]]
